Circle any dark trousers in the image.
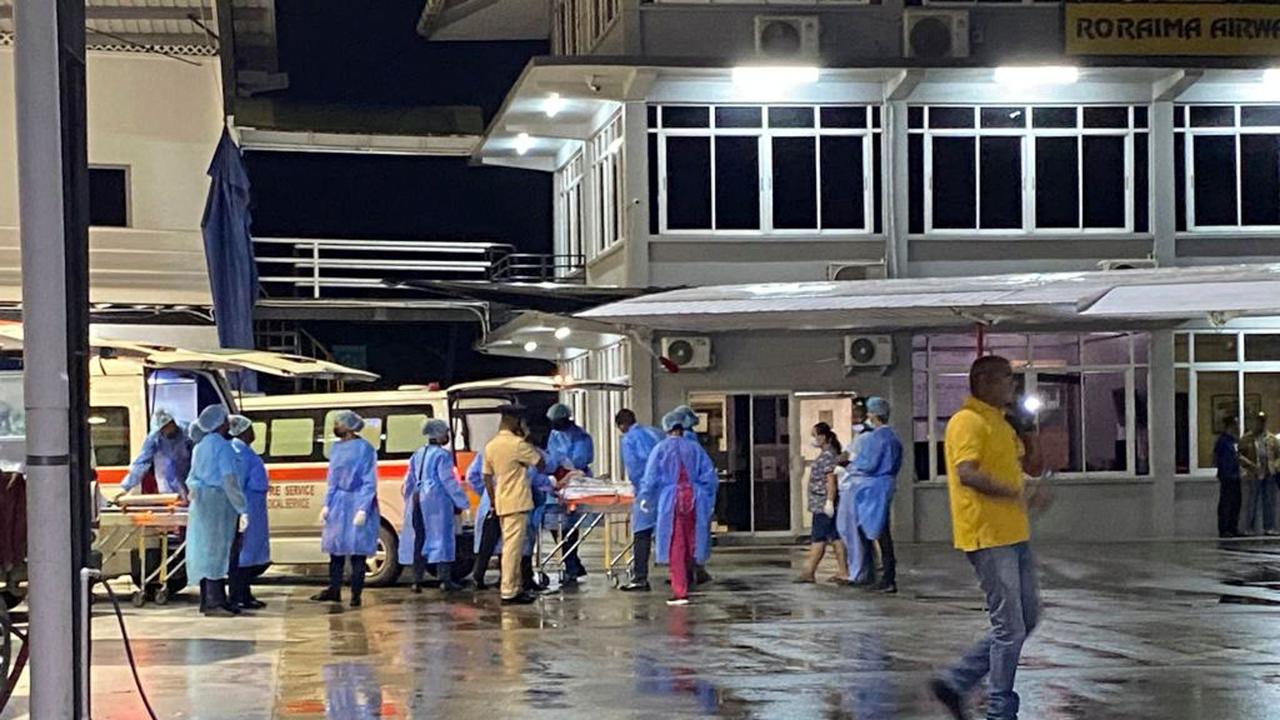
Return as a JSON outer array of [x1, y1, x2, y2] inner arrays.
[[631, 528, 653, 583], [1219, 476, 1243, 536], [472, 514, 502, 584], [856, 524, 896, 585], [228, 532, 249, 604], [411, 497, 428, 583], [328, 555, 367, 598]]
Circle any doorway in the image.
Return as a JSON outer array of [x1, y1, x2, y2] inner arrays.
[[689, 392, 791, 534]]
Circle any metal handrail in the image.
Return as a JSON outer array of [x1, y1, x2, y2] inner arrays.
[[491, 253, 587, 283]]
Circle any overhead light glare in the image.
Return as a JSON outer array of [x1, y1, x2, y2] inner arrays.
[[523, 340, 539, 353], [554, 326, 572, 340], [544, 92, 566, 118], [731, 65, 820, 89], [1263, 68, 1280, 85], [606, 136, 624, 156], [993, 65, 1079, 87], [514, 132, 533, 155], [1022, 395, 1043, 414]]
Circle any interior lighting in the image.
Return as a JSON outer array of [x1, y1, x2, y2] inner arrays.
[[731, 65, 820, 89], [523, 340, 539, 353], [1021, 395, 1043, 414], [994, 65, 1079, 88], [554, 326, 572, 340], [514, 132, 533, 155], [544, 92, 565, 118]]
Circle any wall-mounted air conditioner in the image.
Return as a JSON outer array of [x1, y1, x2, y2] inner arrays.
[[904, 9, 969, 60], [754, 15, 820, 61], [844, 335, 895, 369], [662, 336, 714, 371]]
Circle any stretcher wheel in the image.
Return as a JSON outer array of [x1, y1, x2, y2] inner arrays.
[[154, 589, 169, 606], [537, 573, 550, 589], [131, 590, 146, 608]]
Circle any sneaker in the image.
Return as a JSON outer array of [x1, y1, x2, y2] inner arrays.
[[310, 589, 341, 603], [619, 581, 651, 593], [929, 679, 969, 720], [666, 597, 690, 606], [501, 593, 537, 606]]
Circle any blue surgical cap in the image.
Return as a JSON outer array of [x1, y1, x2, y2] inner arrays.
[[673, 404, 698, 428], [151, 408, 175, 431], [334, 409, 364, 432], [866, 396, 890, 420], [228, 414, 252, 437], [189, 424, 207, 444], [422, 418, 449, 441], [547, 403, 572, 422], [195, 404, 229, 433], [661, 410, 685, 433]]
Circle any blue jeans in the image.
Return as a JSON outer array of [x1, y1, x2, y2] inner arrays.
[[945, 542, 1041, 720], [1245, 475, 1277, 533]]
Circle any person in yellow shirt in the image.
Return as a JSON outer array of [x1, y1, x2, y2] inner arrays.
[[482, 405, 550, 605], [931, 355, 1050, 720]]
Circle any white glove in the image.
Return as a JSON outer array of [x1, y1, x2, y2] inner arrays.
[[823, 500, 835, 518], [354, 510, 367, 527], [238, 514, 249, 533], [319, 506, 329, 524], [639, 499, 650, 513]]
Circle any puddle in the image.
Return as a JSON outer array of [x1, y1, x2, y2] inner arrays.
[[1218, 594, 1280, 606]]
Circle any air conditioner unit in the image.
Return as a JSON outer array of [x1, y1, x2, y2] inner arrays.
[[754, 16, 820, 62], [844, 335, 894, 369], [1098, 258, 1159, 271], [903, 9, 969, 60], [827, 261, 887, 282], [662, 336, 714, 371]]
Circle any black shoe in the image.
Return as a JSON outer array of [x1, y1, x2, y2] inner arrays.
[[311, 588, 341, 603], [237, 599, 267, 610], [501, 592, 537, 606], [201, 605, 237, 618], [876, 582, 898, 595], [929, 679, 969, 720], [474, 580, 491, 591], [349, 595, 362, 608], [620, 581, 651, 593], [442, 580, 470, 593], [695, 568, 713, 585]]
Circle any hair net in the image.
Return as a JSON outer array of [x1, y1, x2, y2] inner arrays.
[[151, 408, 175, 431], [334, 409, 365, 432], [661, 410, 686, 433], [228, 414, 252, 437], [866, 396, 891, 420], [189, 424, 207, 444], [195, 404, 229, 433], [422, 418, 450, 441], [546, 403, 573, 422], [673, 404, 698, 428]]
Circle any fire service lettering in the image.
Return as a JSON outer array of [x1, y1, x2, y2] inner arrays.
[[268, 483, 315, 509]]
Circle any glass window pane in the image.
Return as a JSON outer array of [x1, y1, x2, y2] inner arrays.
[[980, 107, 1026, 129], [871, 106, 882, 129], [1176, 368, 1190, 473], [1193, 136, 1238, 226], [769, 106, 815, 128], [1083, 107, 1128, 129], [88, 407, 130, 467], [1196, 333, 1239, 362], [1082, 333, 1132, 365], [269, 418, 314, 458], [1135, 133, 1150, 233], [932, 137, 976, 229], [1175, 333, 1189, 363], [1174, 107, 1186, 128], [929, 107, 975, 129], [909, 134, 924, 234], [324, 411, 381, 458], [1241, 106, 1280, 127], [1134, 332, 1151, 365], [772, 137, 818, 229], [820, 106, 866, 129], [716, 106, 762, 128], [1174, 133, 1187, 232], [1083, 135, 1126, 228], [1241, 134, 1280, 226], [1245, 334, 1280, 362], [715, 136, 760, 230], [820, 136, 865, 229], [648, 134, 659, 234], [250, 422, 267, 454], [1245, 372, 1280, 439], [980, 136, 1022, 229], [934, 372, 972, 479], [88, 168, 129, 227], [647, 105, 658, 128], [1083, 372, 1127, 472], [1033, 333, 1080, 365], [1136, 367, 1150, 475], [908, 106, 924, 129], [1190, 105, 1234, 127], [662, 106, 710, 128], [666, 136, 712, 229], [1037, 371, 1084, 473], [1134, 106, 1149, 129], [1036, 137, 1079, 229], [1033, 106, 1077, 129], [386, 414, 429, 454], [1197, 371, 1239, 469], [873, 135, 883, 234]]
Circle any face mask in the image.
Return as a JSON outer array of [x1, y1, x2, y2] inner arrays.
[[810, 439, 824, 449]]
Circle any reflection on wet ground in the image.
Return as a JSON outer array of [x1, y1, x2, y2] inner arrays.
[[7, 539, 1280, 718]]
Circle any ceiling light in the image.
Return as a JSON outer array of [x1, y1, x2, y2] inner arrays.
[[731, 65, 820, 89], [523, 341, 538, 352], [554, 326, 572, 340], [514, 132, 533, 155], [994, 65, 1079, 88], [544, 92, 565, 117]]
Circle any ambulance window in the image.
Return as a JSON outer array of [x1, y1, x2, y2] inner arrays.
[[386, 414, 428, 454], [269, 418, 314, 457], [323, 410, 383, 458], [88, 406, 130, 467], [250, 422, 267, 454]]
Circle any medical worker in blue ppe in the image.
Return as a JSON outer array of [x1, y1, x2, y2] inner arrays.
[[118, 408, 193, 499], [615, 408, 664, 592], [400, 418, 471, 593], [185, 404, 248, 617], [640, 411, 719, 606], [312, 410, 380, 608], [847, 396, 902, 593], [672, 404, 716, 585], [546, 403, 593, 583], [228, 415, 270, 610]]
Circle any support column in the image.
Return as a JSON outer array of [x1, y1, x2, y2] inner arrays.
[[1151, 102, 1177, 266], [890, 333, 917, 541], [622, 100, 650, 288], [886, 101, 911, 279], [1150, 329, 1177, 538]]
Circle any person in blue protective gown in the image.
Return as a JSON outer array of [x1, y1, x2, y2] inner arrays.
[[672, 404, 717, 585], [846, 396, 903, 593], [640, 411, 719, 606], [615, 408, 664, 592], [312, 410, 381, 608], [545, 403, 593, 583], [184, 405, 248, 617], [399, 418, 471, 593], [118, 408, 193, 500], [228, 415, 271, 610]]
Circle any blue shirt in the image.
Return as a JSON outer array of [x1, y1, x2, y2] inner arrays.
[[548, 423, 594, 475]]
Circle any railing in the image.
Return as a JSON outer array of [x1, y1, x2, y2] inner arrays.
[[491, 253, 587, 283]]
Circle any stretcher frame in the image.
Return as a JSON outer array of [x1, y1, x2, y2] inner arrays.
[[534, 492, 635, 588], [97, 507, 188, 607]]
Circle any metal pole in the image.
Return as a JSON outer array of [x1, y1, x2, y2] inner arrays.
[[15, 1, 91, 717]]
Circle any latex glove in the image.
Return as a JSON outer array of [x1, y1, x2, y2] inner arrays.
[[238, 514, 249, 533], [823, 500, 835, 518], [354, 509, 367, 527], [319, 506, 329, 524], [639, 499, 650, 513]]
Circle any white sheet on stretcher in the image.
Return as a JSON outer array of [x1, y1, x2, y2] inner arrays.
[[559, 479, 634, 502]]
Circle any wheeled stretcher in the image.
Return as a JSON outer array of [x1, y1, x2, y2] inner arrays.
[[534, 481, 636, 587], [97, 494, 188, 607]]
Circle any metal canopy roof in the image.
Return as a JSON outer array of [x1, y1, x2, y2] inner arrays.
[[576, 265, 1280, 333]]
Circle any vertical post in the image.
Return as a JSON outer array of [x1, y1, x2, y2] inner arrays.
[[1150, 329, 1177, 537], [890, 333, 917, 542], [312, 241, 321, 298], [1151, 102, 1176, 266], [887, 100, 910, 279], [15, 0, 91, 717]]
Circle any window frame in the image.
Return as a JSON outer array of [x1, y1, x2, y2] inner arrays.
[[589, 112, 626, 258], [555, 149, 586, 274], [649, 104, 882, 236], [1176, 104, 1280, 233], [88, 164, 131, 228]]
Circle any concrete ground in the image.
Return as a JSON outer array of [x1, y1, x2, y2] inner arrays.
[[5, 539, 1280, 719]]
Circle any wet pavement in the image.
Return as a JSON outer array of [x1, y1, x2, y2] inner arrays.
[[6, 539, 1280, 719]]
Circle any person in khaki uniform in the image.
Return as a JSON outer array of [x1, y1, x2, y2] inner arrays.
[[482, 406, 549, 605], [1238, 412, 1280, 535]]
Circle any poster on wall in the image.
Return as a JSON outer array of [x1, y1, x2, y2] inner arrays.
[[1066, 3, 1280, 56]]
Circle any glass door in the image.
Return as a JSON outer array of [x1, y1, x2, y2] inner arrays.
[[690, 392, 791, 534]]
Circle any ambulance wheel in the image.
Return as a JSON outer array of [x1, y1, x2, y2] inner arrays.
[[154, 588, 169, 606], [365, 522, 403, 587], [131, 590, 146, 608]]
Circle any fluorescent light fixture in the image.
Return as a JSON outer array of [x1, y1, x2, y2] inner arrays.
[[994, 65, 1079, 87], [731, 65, 820, 88], [514, 132, 533, 155], [1264, 68, 1280, 85], [523, 340, 539, 352], [544, 92, 566, 118], [554, 326, 572, 341], [87, 416, 107, 426]]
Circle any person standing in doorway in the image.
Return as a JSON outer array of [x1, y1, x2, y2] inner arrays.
[[931, 356, 1051, 720], [1215, 415, 1243, 539], [484, 406, 549, 605], [616, 409, 664, 592], [795, 423, 846, 584], [312, 410, 380, 608], [1239, 412, 1280, 536], [849, 397, 902, 594]]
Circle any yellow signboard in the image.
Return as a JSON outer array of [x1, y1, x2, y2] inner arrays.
[[1066, 3, 1280, 56]]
